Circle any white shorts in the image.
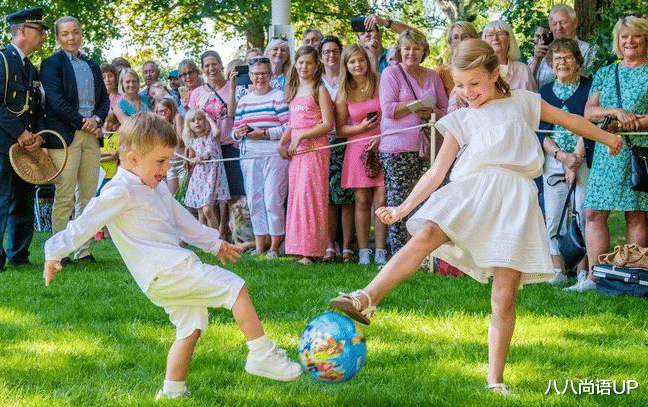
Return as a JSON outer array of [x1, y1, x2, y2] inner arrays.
[[166, 155, 185, 181], [146, 255, 245, 339]]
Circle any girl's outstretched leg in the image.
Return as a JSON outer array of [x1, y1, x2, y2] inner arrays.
[[331, 220, 449, 323], [487, 267, 521, 386]]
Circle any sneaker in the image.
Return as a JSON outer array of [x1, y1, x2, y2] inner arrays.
[[576, 270, 588, 283], [563, 278, 596, 292], [375, 249, 387, 265], [548, 270, 568, 284], [155, 388, 191, 400], [245, 344, 302, 381], [358, 249, 372, 265], [266, 250, 279, 259]]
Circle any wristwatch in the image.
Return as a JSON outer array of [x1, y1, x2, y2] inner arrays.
[[93, 115, 103, 127]]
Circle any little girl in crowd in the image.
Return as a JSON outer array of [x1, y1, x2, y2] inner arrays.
[[330, 39, 622, 394], [183, 109, 230, 229], [335, 44, 388, 265], [279, 46, 335, 265], [155, 98, 185, 196]]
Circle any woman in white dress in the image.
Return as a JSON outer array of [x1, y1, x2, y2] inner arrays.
[[330, 39, 622, 394]]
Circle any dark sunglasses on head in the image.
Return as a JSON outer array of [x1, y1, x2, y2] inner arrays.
[[249, 56, 270, 65], [621, 11, 644, 20]]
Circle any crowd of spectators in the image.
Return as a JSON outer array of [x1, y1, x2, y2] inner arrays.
[[4, 6, 647, 289]]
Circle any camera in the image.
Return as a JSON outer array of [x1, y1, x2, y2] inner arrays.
[[542, 32, 554, 46]]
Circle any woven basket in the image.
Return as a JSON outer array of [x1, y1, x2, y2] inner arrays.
[[9, 130, 68, 185]]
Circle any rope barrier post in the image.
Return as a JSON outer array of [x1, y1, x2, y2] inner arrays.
[[427, 114, 436, 273]]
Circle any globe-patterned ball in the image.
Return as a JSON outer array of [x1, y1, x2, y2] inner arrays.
[[298, 312, 367, 383]]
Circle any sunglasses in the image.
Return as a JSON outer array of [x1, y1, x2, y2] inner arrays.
[[620, 11, 644, 21], [249, 56, 270, 65]]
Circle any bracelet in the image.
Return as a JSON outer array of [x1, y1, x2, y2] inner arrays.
[[264, 128, 268, 140], [553, 149, 560, 159], [386, 19, 393, 29]]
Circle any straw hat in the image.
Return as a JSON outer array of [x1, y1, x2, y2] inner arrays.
[[9, 130, 68, 185]]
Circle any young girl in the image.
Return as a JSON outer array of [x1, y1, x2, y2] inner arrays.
[[278, 46, 334, 264], [335, 44, 388, 265], [183, 109, 230, 229], [330, 39, 622, 393], [155, 98, 185, 195]]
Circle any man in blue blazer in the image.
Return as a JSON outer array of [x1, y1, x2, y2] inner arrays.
[[40, 16, 110, 265], [0, 7, 48, 270]]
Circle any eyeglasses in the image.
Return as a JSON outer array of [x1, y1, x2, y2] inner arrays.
[[179, 70, 197, 78], [250, 71, 270, 77], [249, 57, 270, 65], [553, 55, 575, 63], [485, 31, 508, 40], [23, 24, 46, 35], [321, 49, 340, 56]]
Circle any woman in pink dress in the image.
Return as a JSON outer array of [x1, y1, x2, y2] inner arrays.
[[279, 46, 335, 264], [335, 44, 387, 265]]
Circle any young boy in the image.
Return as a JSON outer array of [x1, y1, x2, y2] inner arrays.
[[43, 112, 302, 400]]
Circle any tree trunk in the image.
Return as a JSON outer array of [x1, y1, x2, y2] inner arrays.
[[574, 0, 602, 40], [244, 23, 266, 50]]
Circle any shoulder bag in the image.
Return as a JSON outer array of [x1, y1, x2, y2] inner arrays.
[[615, 64, 648, 192], [552, 182, 586, 271], [397, 64, 431, 159]]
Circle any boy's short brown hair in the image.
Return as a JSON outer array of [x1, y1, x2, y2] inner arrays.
[[118, 112, 177, 157]]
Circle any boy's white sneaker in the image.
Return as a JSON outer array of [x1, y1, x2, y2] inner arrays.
[[155, 388, 190, 400], [245, 344, 302, 381]]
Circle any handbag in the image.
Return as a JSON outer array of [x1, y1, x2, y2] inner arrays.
[[359, 148, 382, 179], [397, 64, 432, 158], [615, 64, 648, 192], [552, 182, 586, 271]]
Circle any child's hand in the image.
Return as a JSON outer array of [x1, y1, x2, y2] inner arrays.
[[44, 260, 62, 287], [288, 137, 301, 156], [217, 241, 243, 265], [375, 206, 405, 225], [607, 134, 623, 156]]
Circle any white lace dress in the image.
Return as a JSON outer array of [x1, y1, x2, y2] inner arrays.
[[407, 90, 554, 285]]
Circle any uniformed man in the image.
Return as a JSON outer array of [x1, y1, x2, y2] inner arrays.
[[0, 7, 48, 270]]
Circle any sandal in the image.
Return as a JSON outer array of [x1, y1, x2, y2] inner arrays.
[[329, 289, 376, 325], [322, 248, 336, 262], [297, 257, 314, 265], [341, 249, 354, 263], [486, 383, 511, 395]]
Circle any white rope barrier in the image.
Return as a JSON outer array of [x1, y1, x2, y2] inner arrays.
[[174, 122, 433, 164]]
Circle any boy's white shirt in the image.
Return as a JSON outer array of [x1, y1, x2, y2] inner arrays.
[[44, 166, 223, 292]]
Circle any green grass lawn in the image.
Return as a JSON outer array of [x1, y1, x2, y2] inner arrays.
[[1, 217, 647, 406]]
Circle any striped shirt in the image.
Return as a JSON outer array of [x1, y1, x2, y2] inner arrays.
[[234, 88, 289, 148]]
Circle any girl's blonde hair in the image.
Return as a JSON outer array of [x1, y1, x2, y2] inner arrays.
[[337, 44, 379, 104], [482, 20, 521, 61], [451, 39, 510, 108], [182, 109, 209, 144], [155, 97, 177, 122], [118, 68, 140, 94], [285, 45, 323, 104]]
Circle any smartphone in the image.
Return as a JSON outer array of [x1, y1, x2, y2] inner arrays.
[[366, 111, 378, 121], [598, 115, 612, 130], [235, 65, 252, 86], [542, 32, 554, 46], [351, 15, 367, 32], [245, 125, 254, 134]]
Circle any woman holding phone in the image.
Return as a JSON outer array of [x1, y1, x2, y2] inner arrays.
[[335, 44, 387, 265], [232, 57, 290, 257]]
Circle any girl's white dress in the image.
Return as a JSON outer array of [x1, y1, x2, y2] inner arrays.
[[184, 135, 230, 208], [407, 90, 554, 285]]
